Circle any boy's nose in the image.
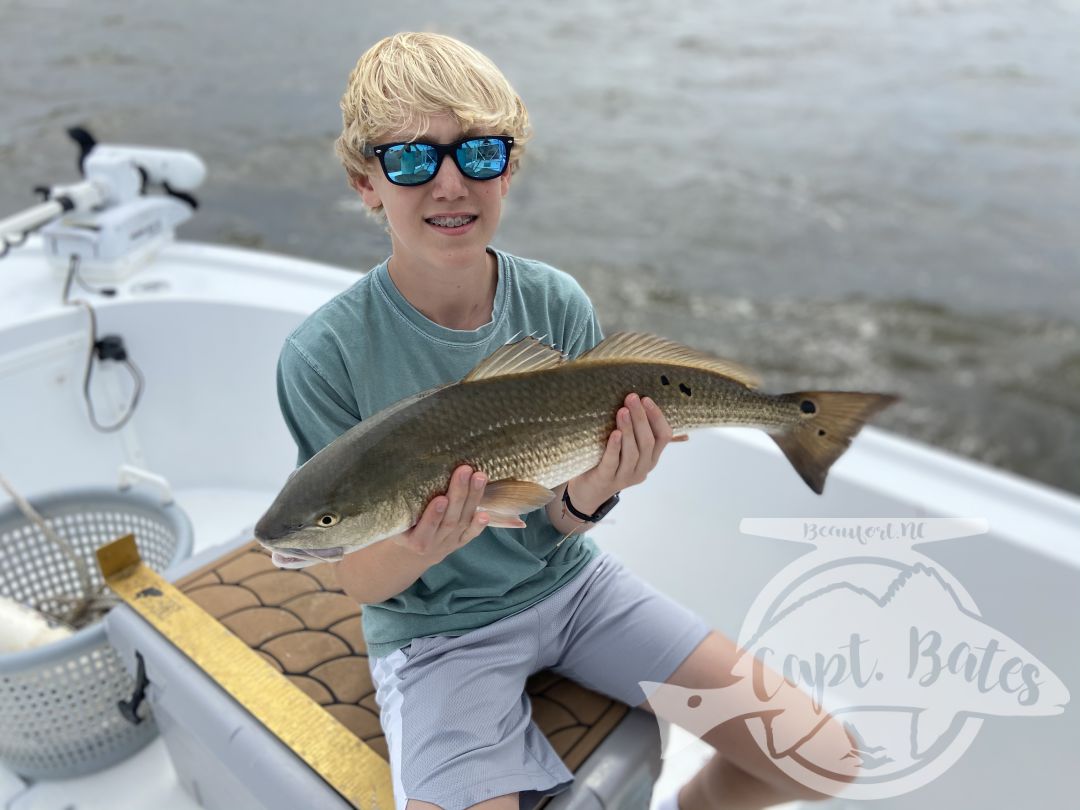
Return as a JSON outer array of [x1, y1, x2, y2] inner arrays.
[[429, 154, 468, 199]]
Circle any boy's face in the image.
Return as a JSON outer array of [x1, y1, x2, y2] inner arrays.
[[351, 112, 511, 275]]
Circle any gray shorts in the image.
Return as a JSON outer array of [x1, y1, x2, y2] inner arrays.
[[368, 551, 711, 810]]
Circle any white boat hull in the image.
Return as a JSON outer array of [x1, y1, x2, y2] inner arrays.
[[1, 239, 1075, 809]]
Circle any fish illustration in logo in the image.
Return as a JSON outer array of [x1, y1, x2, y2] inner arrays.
[[642, 562, 1069, 771]]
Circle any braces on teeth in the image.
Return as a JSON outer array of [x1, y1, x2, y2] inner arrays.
[[428, 216, 475, 227]]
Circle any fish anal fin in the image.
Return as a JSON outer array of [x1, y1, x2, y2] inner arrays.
[[575, 332, 762, 389], [484, 513, 528, 529], [480, 479, 556, 517], [771, 391, 899, 494], [463, 337, 566, 382]]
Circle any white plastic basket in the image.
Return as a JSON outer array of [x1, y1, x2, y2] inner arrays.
[[0, 487, 192, 779]]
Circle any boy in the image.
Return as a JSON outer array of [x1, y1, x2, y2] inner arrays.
[[277, 31, 853, 810]]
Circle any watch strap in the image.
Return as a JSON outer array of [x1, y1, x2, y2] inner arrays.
[[562, 485, 620, 523]]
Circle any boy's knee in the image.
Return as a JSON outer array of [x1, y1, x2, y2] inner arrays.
[[406, 794, 519, 810], [466, 795, 519, 810]]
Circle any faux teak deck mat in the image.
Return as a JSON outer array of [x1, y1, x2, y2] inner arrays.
[[176, 541, 630, 786]]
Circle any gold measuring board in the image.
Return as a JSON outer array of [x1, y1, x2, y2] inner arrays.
[[97, 534, 393, 810]]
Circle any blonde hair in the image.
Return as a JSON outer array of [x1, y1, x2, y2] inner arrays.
[[335, 32, 531, 214]]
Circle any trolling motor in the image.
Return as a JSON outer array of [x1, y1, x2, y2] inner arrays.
[[0, 127, 207, 283], [0, 128, 207, 432]]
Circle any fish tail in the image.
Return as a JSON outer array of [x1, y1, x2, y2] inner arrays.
[[771, 391, 898, 494]]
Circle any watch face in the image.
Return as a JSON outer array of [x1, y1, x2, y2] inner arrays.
[[593, 492, 621, 521]]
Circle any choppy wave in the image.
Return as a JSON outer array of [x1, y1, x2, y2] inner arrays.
[[2, 0, 1077, 494], [575, 265, 1080, 495]]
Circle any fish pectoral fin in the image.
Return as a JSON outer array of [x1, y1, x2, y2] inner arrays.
[[463, 337, 566, 382], [484, 512, 528, 529], [480, 479, 556, 516]]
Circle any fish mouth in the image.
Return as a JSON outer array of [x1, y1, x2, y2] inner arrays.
[[268, 546, 346, 566]]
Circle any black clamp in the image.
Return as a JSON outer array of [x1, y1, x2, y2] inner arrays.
[[117, 651, 151, 725]]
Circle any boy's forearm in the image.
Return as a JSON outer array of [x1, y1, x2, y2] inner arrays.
[[333, 535, 441, 605]]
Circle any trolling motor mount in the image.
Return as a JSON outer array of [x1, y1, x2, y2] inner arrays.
[[0, 127, 208, 284]]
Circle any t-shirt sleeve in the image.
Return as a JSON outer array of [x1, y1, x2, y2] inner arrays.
[[562, 285, 605, 359], [276, 337, 361, 466]]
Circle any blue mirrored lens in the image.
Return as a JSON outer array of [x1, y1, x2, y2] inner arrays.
[[383, 143, 438, 185], [457, 138, 508, 179]]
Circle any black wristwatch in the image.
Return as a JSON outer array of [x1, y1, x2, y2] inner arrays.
[[562, 485, 620, 523]]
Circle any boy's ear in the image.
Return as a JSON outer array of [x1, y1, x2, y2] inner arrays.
[[500, 171, 511, 197], [349, 172, 382, 210]]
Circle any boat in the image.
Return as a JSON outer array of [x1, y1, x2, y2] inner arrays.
[[0, 133, 1075, 810]]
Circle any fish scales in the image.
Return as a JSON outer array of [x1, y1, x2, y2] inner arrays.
[[325, 362, 792, 526], [255, 332, 897, 558]]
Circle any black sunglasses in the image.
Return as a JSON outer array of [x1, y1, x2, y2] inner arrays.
[[363, 136, 514, 187]]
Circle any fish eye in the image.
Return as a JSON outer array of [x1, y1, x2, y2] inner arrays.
[[316, 513, 340, 528]]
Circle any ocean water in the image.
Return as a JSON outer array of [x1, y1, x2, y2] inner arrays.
[[1, 0, 1078, 493]]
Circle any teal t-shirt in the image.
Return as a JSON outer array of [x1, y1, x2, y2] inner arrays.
[[276, 247, 604, 658]]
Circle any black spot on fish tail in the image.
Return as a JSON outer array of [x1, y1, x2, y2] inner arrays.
[[770, 390, 899, 494], [679, 383, 692, 397]]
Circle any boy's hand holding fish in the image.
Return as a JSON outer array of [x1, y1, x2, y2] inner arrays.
[[329, 465, 502, 603], [555, 393, 676, 529], [391, 465, 525, 561], [326, 392, 675, 595], [282, 390, 677, 580]]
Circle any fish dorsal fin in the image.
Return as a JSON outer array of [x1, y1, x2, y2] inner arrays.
[[463, 336, 567, 382], [575, 332, 762, 389]]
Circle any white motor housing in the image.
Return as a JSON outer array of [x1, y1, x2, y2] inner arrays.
[[42, 196, 194, 284], [38, 145, 207, 284]]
